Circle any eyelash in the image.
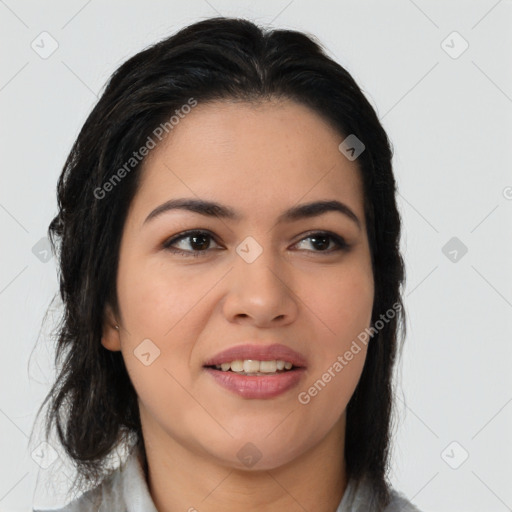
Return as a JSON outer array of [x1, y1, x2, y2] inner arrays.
[[162, 229, 350, 258]]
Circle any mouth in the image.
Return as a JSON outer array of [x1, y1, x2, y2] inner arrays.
[[204, 359, 299, 376], [203, 343, 307, 399]]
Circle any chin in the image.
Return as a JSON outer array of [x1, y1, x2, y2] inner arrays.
[[200, 428, 318, 472]]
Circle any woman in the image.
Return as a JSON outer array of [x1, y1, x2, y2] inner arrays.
[[33, 16, 421, 512]]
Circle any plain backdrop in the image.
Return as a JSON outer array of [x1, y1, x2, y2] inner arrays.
[[1, 1, 511, 511]]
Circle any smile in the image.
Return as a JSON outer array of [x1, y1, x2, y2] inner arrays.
[[211, 359, 295, 374], [203, 343, 307, 398], [204, 361, 306, 398]]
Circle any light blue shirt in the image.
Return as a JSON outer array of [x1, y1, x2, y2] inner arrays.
[[34, 446, 422, 512]]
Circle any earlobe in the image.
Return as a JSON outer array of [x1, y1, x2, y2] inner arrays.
[[101, 324, 121, 351], [101, 306, 122, 351]]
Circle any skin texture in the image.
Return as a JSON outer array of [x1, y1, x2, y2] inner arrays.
[[101, 98, 374, 512]]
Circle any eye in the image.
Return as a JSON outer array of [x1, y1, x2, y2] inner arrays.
[[162, 230, 222, 257], [162, 229, 350, 258], [293, 231, 350, 253]]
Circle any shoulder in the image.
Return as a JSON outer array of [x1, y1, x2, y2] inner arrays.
[[385, 488, 423, 512], [339, 476, 423, 512], [33, 466, 124, 512], [33, 445, 156, 512]]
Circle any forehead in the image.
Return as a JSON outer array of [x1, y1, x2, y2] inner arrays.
[[130, 99, 365, 228]]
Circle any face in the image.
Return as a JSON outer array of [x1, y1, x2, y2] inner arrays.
[[102, 99, 374, 471]]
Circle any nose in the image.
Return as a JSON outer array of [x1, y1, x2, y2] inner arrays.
[[222, 246, 299, 328]]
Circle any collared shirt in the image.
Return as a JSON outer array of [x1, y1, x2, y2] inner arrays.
[[34, 446, 422, 512]]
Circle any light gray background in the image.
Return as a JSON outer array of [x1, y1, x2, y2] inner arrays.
[[1, 1, 511, 511]]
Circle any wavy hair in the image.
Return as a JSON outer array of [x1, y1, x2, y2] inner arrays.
[[34, 16, 406, 509]]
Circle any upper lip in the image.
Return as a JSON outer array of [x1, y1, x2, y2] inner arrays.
[[203, 343, 307, 368]]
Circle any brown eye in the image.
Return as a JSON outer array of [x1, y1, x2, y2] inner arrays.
[[293, 232, 349, 253], [163, 230, 221, 257]]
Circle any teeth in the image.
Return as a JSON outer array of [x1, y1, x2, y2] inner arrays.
[[213, 359, 295, 373], [243, 360, 260, 373], [259, 360, 277, 373], [230, 360, 244, 372]]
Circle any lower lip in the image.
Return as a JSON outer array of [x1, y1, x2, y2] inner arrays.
[[204, 367, 306, 399]]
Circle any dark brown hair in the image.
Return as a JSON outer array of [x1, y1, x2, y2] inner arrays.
[[34, 16, 406, 509]]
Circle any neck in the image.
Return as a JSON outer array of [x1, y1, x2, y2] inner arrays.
[[141, 415, 348, 512]]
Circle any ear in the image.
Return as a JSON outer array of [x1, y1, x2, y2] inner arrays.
[[101, 303, 122, 352]]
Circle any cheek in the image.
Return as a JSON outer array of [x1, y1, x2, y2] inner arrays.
[[115, 257, 219, 405], [303, 260, 374, 350], [328, 274, 374, 343], [117, 253, 216, 338], [295, 261, 373, 418]]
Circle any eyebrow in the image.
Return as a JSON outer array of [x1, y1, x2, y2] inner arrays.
[[143, 198, 361, 230]]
